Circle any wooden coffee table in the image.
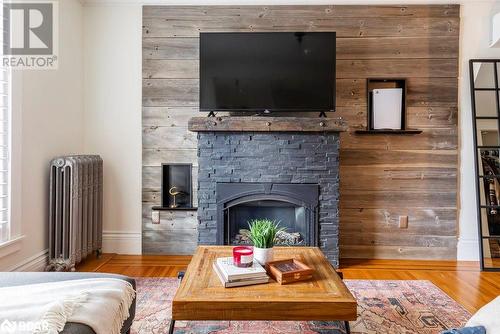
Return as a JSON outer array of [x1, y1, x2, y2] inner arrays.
[[170, 246, 357, 333]]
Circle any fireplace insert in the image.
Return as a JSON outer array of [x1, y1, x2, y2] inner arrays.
[[216, 183, 319, 246]]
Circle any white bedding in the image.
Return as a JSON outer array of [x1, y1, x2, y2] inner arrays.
[[0, 278, 135, 334]]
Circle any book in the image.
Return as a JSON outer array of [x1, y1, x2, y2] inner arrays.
[[213, 262, 269, 288], [215, 257, 267, 281]]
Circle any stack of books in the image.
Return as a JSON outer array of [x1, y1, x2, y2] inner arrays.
[[213, 257, 270, 288]]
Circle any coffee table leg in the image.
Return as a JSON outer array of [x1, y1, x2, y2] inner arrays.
[[168, 272, 185, 334], [168, 320, 175, 334], [344, 321, 351, 334]]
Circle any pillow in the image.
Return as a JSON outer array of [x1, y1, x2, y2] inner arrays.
[[441, 326, 486, 334], [466, 296, 500, 334]]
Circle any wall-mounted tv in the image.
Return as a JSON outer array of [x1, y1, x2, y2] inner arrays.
[[200, 32, 336, 113]]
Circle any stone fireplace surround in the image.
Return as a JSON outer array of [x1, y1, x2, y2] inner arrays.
[[189, 116, 347, 266]]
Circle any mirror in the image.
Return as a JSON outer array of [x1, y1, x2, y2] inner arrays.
[[480, 208, 500, 237], [482, 238, 500, 269], [478, 148, 500, 176], [473, 62, 496, 88], [471, 60, 500, 270], [479, 176, 500, 208], [497, 63, 500, 87], [475, 91, 497, 117], [476, 119, 499, 146]]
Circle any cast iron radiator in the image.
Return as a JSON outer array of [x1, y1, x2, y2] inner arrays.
[[47, 155, 103, 271]]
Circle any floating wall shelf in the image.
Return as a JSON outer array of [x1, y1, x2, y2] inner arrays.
[[354, 129, 423, 135], [152, 206, 198, 211]]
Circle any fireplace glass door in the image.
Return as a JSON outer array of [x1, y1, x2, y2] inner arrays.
[[216, 183, 319, 247], [225, 199, 307, 246]]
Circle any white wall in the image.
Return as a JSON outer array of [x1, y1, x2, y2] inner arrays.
[[0, 0, 142, 269], [83, 4, 142, 254], [458, 1, 500, 260], [0, 0, 84, 271]]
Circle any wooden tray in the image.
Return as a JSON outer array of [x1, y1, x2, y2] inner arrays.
[[265, 258, 314, 285]]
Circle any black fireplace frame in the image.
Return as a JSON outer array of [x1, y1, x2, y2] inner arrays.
[[216, 183, 319, 246]]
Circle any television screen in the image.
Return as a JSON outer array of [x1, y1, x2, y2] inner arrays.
[[199, 32, 336, 113]]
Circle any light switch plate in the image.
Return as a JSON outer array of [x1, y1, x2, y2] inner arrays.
[[399, 216, 408, 229], [152, 211, 160, 224]]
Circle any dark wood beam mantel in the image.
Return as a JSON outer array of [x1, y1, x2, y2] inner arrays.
[[188, 116, 348, 132]]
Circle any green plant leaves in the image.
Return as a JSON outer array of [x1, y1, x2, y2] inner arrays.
[[247, 219, 286, 248]]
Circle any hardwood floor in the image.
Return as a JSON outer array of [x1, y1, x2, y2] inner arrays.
[[77, 254, 500, 314], [77, 254, 192, 278]]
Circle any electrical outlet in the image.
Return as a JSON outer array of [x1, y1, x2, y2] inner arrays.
[[399, 216, 408, 229], [152, 211, 160, 224]]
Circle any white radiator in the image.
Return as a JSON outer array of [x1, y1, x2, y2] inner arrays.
[[47, 155, 103, 271]]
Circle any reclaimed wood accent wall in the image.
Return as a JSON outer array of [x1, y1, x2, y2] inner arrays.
[[142, 5, 460, 258]]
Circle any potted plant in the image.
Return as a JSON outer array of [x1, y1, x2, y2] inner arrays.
[[247, 219, 285, 265]]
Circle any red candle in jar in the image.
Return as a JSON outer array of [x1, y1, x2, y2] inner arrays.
[[233, 246, 254, 267]]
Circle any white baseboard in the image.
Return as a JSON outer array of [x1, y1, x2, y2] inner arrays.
[[102, 231, 142, 255], [457, 238, 480, 261], [8, 249, 49, 272], [5, 231, 141, 271]]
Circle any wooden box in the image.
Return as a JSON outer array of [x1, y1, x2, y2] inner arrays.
[[265, 258, 314, 285]]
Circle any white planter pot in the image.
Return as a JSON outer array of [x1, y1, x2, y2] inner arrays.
[[253, 247, 274, 265]]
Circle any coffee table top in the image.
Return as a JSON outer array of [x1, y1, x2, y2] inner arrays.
[[172, 246, 357, 321]]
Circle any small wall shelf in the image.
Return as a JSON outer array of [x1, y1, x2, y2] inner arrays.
[[357, 78, 422, 135], [355, 129, 422, 135], [152, 206, 198, 211], [161, 163, 193, 209]]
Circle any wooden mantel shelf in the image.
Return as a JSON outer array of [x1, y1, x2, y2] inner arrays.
[[188, 116, 348, 132]]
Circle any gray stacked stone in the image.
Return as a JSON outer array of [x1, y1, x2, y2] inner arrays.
[[196, 131, 341, 266]]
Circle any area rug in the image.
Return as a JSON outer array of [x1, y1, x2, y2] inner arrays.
[[130, 278, 471, 334]]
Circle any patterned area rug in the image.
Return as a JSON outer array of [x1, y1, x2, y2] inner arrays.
[[130, 278, 470, 334]]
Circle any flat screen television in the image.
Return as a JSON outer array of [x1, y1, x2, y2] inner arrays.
[[199, 32, 336, 113]]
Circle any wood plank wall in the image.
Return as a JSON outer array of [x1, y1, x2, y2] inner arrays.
[[142, 5, 460, 258]]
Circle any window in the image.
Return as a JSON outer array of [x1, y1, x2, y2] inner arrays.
[[0, 3, 10, 243]]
